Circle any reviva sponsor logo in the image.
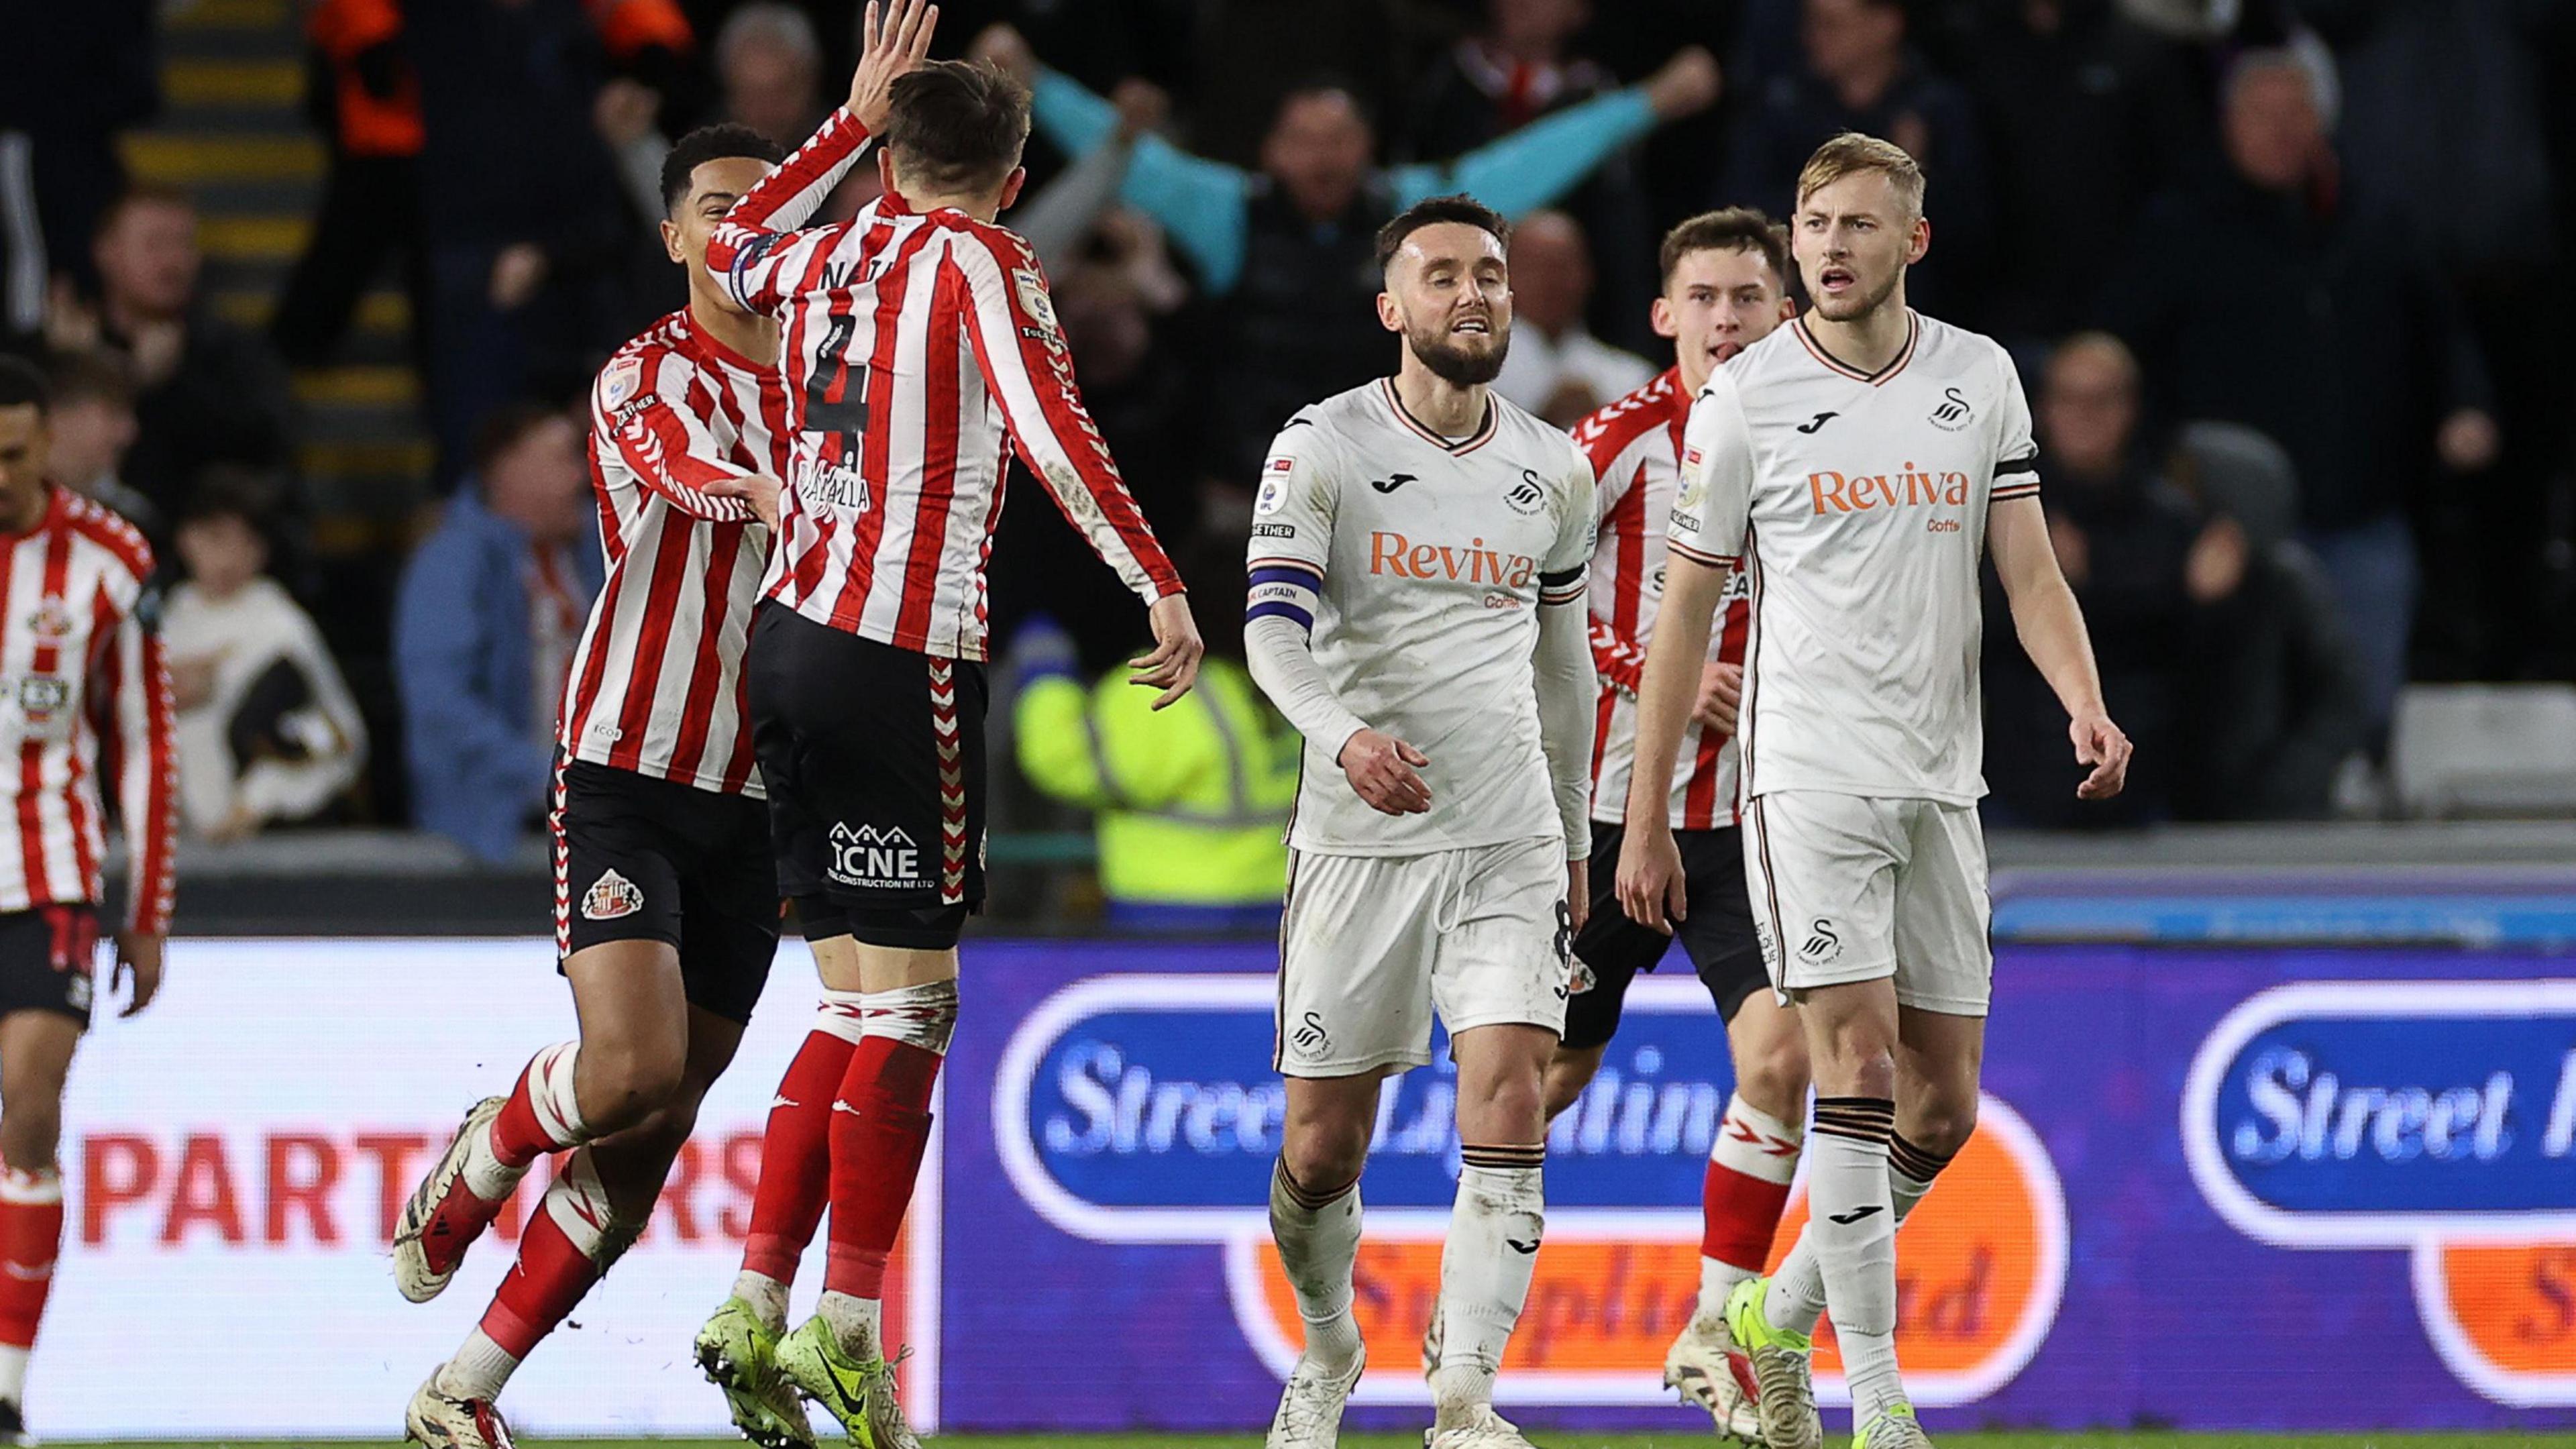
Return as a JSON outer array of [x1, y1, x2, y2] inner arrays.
[[1367, 532, 1537, 589], [1807, 464, 1970, 516]]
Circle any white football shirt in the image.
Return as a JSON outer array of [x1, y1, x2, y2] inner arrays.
[[1668, 311, 2040, 805], [1248, 380, 1597, 855]]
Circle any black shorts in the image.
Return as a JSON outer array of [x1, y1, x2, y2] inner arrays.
[[0, 906, 98, 1029], [1562, 821, 1765, 1051], [749, 602, 989, 949], [553, 759, 782, 1025]]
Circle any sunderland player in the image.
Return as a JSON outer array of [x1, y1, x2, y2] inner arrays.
[[1617, 136, 2131, 1449], [1561, 209, 1809, 1440], [1247, 195, 1595, 1449], [701, 4, 1202, 1440], [0, 358, 172, 1446], [392, 125, 803, 1449]]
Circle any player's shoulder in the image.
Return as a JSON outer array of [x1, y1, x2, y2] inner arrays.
[[595, 311, 691, 413], [1709, 323, 1806, 400], [1907, 311, 2015, 381], [1570, 367, 1682, 468], [926, 208, 1042, 270], [1484, 391, 1590, 480], [56, 491, 154, 582], [1275, 383, 1387, 453]]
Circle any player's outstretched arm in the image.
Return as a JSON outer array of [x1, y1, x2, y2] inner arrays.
[[1990, 493, 2131, 800], [1614, 551, 1727, 930]]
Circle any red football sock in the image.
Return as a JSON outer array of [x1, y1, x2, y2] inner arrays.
[[822, 1036, 942, 1299], [743, 1023, 861, 1284], [1703, 1093, 1802, 1272], [479, 1190, 606, 1358], [490, 1040, 587, 1169], [0, 1169, 63, 1351]]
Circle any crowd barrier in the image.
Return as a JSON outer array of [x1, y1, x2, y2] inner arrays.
[[41, 896, 2576, 1437]]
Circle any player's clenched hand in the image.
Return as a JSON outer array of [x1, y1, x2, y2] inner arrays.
[[1338, 729, 1431, 815], [705, 472, 782, 529], [2071, 708, 2132, 800], [1132, 594, 1204, 709], [111, 930, 164, 1018], [850, 0, 939, 132], [1693, 661, 1742, 737], [1615, 824, 1686, 933]]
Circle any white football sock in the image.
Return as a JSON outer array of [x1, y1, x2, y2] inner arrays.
[[0, 1344, 24, 1404], [1269, 1159, 1364, 1372], [1801, 1099, 1902, 1427], [733, 1270, 790, 1332], [438, 1329, 521, 1400], [1767, 1129, 1952, 1334], [818, 1289, 882, 1359], [1428, 1148, 1545, 1424]]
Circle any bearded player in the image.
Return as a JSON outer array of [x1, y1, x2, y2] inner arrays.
[[1558, 209, 1808, 1441], [390, 123, 812, 1449], [1620, 135, 2130, 1449], [1247, 195, 1595, 1449]]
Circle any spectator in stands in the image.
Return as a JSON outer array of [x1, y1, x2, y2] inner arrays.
[[393, 405, 600, 861], [2170, 434, 2371, 820], [1982, 334, 2204, 826], [1492, 210, 1654, 427], [271, 0, 427, 370], [38, 350, 157, 539], [716, 2, 828, 149], [0, 0, 158, 321], [1719, 0, 1994, 317], [985, 23, 1719, 481], [164, 470, 366, 841], [1400, 0, 1662, 343], [46, 186, 294, 517], [1950, 0, 2207, 343], [2099, 51, 2498, 742], [409, 0, 642, 486]]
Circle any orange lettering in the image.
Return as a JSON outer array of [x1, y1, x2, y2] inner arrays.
[[1809, 471, 1849, 513], [1411, 544, 1440, 576], [1371, 531, 1408, 576], [1945, 472, 1970, 504]]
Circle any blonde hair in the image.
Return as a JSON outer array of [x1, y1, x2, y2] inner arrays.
[[1794, 132, 1925, 221]]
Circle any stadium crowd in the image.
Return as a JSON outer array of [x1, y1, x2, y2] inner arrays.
[[1, 0, 2571, 862]]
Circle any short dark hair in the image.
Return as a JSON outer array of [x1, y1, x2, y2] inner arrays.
[[1270, 74, 1377, 135], [883, 60, 1031, 195], [0, 356, 50, 415], [660, 123, 787, 213], [178, 465, 285, 528], [44, 348, 134, 411], [1373, 194, 1509, 274], [472, 400, 568, 478], [97, 181, 195, 239], [1659, 208, 1792, 289]]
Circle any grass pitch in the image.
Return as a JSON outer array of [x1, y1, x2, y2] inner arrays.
[[60, 1435, 2575, 1448], [60, 1423, 2576, 1433]]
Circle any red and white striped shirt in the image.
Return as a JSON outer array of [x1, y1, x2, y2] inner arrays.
[[706, 109, 1181, 660], [559, 308, 788, 798], [1574, 368, 1750, 830], [0, 489, 174, 933]]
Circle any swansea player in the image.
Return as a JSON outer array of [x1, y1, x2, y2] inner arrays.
[[0, 358, 173, 1446], [702, 3, 1201, 1440], [1618, 135, 2130, 1449], [1247, 195, 1595, 1449], [1560, 209, 1807, 1440], [392, 123, 804, 1449]]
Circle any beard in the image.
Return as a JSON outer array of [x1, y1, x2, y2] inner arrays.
[[1806, 262, 1904, 323], [1409, 321, 1509, 386]]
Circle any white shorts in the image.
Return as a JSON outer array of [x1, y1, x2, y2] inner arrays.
[[1275, 837, 1572, 1077], [1741, 792, 1992, 1016]]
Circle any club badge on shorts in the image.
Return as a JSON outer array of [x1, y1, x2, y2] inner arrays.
[[582, 869, 644, 922]]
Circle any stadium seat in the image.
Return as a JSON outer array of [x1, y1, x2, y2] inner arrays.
[[2390, 683, 2576, 816]]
